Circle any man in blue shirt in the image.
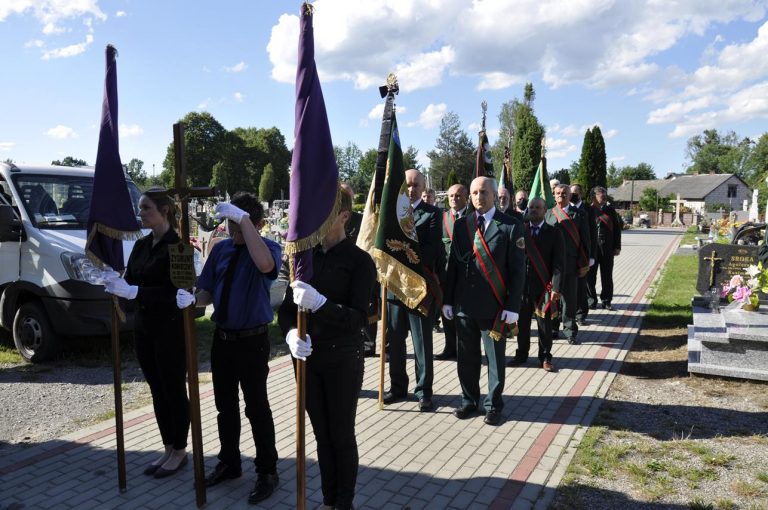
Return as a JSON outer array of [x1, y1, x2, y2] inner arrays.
[[176, 192, 281, 505]]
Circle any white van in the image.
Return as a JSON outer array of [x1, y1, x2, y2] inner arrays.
[[0, 162, 142, 362]]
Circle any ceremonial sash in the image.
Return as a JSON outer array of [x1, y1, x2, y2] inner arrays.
[[417, 265, 443, 317], [593, 206, 613, 232], [443, 210, 456, 242], [553, 206, 588, 271], [525, 225, 558, 319], [465, 214, 508, 341]]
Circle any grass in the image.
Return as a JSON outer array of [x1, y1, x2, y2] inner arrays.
[[644, 252, 698, 328], [680, 225, 701, 246], [757, 472, 768, 483]]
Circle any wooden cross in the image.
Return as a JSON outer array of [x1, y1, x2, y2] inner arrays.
[[147, 123, 217, 508], [704, 250, 722, 288]]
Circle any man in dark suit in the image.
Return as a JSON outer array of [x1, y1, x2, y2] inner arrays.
[[570, 184, 596, 326], [383, 169, 442, 412], [588, 186, 622, 310], [498, 185, 523, 221], [444, 176, 525, 426], [546, 184, 590, 345], [508, 197, 564, 371], [435, 183, 468, 361]]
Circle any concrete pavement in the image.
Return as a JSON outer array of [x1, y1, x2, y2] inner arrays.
[[0, 229, 681, 509]]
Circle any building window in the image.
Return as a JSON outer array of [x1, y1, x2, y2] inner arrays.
[[727, 185, 737, 198]]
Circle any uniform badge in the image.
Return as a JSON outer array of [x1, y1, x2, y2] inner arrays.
[[516, 237, 526, 250]]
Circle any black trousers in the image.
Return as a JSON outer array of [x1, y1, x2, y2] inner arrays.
[[210, 329, 277, 475], [441, 313, 458, 356], [455, 314, 506, 411], [588, 250, 615, 306], [300, 346, 364, 510], [553, 269, 578, 340], [515, 295, 553, 363], [576, 274, 590, 321], [134, 314, 189, 450], [386, 296, 434, 399]]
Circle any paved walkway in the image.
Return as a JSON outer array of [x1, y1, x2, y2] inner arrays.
[[0, 229, 681, 510]]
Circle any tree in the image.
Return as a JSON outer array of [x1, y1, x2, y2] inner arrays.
[[744, 133, 768, 203], [162, 112, 229, 188], [685, 128, 747, 176], [638, 187, 672, 212], [607, 162, 621, 188], [426, 111, 476, 189], [125, 158, 147, 186], [52, 156, 87, 167], [351, 148, 377, 195], [511, 83, 545, 193], [209, 131, 256, 195], [233, 126, 291, 199], [577, 128, 597, 190], [551, 168, 570, 185], [619, 163, 656, 182], [334, 142, 362, 183], [447, 169, 458, 188], [490, 99, 525, 172], [3, 158, 14, 164], [591, 126, 607, 188], [403, 145, 421, 171], [259, 163, 275, 202]]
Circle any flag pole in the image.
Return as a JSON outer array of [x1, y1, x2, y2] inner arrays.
[[296, 309, 308, 509], [110, 301, 126, 492], [378, 283, 388, 410]]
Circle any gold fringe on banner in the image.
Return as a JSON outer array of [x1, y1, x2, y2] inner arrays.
[[373, 247, 427, 310], [85, 222, 143, 269], [284, 186, 342, 281]]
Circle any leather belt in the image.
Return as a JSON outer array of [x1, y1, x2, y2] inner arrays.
[[216, 324, 269, 340]]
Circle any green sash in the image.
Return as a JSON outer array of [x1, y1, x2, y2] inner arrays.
[[465, 213, 509, 341], [443, 210, 456, 242], [526, 225, 558, 319], [553, 205, 588, 271], [593, 206, 613, 232]]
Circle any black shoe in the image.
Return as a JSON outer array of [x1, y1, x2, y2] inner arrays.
[[484, 410, 502, 426], [143, 463, 161, 476], [576, 319, 587, 327], [363, 348, 377, 357], [154, 455, 188, 479], [204, 462, 242, 487], [453, 404, 478, 419], [419, 398, 433, 412], [506, 357, 527, 367], [382, 391, 407, 405], [433, 325, 443, 333], [603, 302, 613, 311], [553, 330, 560, 340], [434, 351, 457, 360], [589, 303, 597, 310], [568, 337, 580, 345], [248, 473, 279, 504]]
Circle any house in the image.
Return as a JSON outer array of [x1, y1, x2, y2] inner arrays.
[[610, 173, 751, 213]]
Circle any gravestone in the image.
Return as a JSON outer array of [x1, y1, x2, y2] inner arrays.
[[696, 243, 759, 295]]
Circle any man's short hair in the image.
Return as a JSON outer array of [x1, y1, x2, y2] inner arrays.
[[231, 191, 265, 223], [528, 197, 546, 207], [339, 187, 352, 213], [549, 179, 560, 187], [554, 183, 570, 194], [593, 186, 607, 195]]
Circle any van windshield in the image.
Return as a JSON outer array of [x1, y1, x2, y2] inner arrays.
[[12, 174, 141, 229]]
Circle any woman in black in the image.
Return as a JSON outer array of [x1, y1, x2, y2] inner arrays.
[[104, 190, 189, 478], [278, 190, 376, 510]]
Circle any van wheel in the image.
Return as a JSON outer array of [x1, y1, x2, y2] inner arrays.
[[13, 302, 60, 363]]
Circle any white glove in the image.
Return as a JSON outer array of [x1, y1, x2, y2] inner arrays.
[[442, 305, 454, 320], [500, 310, 518, 324], [214, 202, 249, 224], [176, 289, 196, 309], [104, 277, 138, 300], [291, 281, 327, 312], [100, 267, 121, 283], [286, 329, 313, 360], [589, 258, 595, 267]]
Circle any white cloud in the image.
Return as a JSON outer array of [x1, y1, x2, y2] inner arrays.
[[197, 98, 211, 110], [603, 129, 618, 139], [559, 125, 579, 137], [42, 22, 65, 34], [408, 103, 447, 130], [233, 92, 245, 102], [119, 124, 143, 137], [0, 142, 16, 152], [609, 156, 626, 163], [367, 103, 406, 120], [546, 137, 577, 159], [46, 125, 78, 139], [477, 72, 524, 91], [202, 66, 211, 73], [224, 61, 248, 73], [42, 33, 93, 59], [0, 1, 107, 24], [116, 11, 126, 17], [24, 39, 44, 48]]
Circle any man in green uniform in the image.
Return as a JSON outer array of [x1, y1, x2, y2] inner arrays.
[[588, 186, 622, 310]]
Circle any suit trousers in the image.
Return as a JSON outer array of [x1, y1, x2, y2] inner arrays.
[[301, 346, 364, 509], [515, 295, 553, 363], [211, 330, 278, 475], [576, 274, 589, 321], [134, 314, 189, 450], [553, 270, 578, 340], [441, 313, 458, 356], [588, 250, 615, 306], [455, 314, 507, 411], [387, 297, 434, 399]]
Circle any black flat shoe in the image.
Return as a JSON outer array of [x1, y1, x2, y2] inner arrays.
[[154, 455, 188, 479], [568, 337, 580, 345], [382, 391, 407, 405], [143, 463, 161, 476], [506, 357, 527, 367], [484, 410, 502, 426], [248, 473, 279, 504], [453, 404, 477, 419], [204, 461, 242, 487], [434, 351, 456, 360], [419, 398, 433, 412]]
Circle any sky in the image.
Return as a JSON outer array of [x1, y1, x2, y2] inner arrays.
[[1, 0, 767, 182]]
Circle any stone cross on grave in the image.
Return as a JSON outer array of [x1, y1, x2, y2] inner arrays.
[[671, 193, 685, 227], [704, 250, 723, 289], [146, 122, 217, 507]]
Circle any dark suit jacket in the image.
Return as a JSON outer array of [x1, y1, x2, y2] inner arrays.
[[524, 222, 564, 299], [445, 209, 526, 319], [574, 201, 596, 260], [345, 211, 363, 243], [413, 200, 442, 273], [545, 205, 590, 274], [593, 203, 622, 254]]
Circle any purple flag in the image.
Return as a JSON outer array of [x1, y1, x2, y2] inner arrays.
[[285, 3, 340, 283], [86, 45, 141, 272]]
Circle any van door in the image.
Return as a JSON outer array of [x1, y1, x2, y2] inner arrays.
[[0, 177, 21, 282]]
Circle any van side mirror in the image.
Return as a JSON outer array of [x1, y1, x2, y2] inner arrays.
[[0, 204, 22, 242]]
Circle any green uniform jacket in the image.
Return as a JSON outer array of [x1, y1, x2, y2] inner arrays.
[[524, 222, 565, 299], [545, 205, 591, 275], [445, 209, 526, 319]]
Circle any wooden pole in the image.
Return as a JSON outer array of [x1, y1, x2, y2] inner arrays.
[[173, 123, 207, 507], [378, 283, 388, 410], [296, 309, 308, 510], [110, 303, 127, 492]]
